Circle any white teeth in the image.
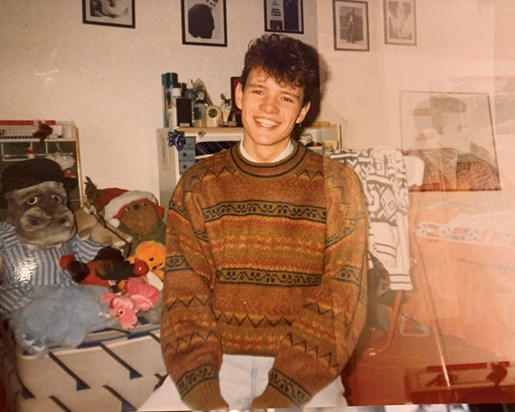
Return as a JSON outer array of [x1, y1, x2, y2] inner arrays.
[[255, 117, 278, 127]]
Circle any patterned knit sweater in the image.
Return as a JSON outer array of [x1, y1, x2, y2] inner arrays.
[[161, 140, 368, 409]]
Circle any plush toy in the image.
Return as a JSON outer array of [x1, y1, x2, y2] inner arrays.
[[74, 206, 132, 249], [0, 158, 103, 317], [127, 240, 166, 289], [101, 277, 159, 329], [60, 246, 149, 291], [9, 285, 116, 357], [84, 178, 165, 256]]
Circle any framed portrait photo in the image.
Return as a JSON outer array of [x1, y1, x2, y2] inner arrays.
[[400, 91, 501, 191], [384, 0, 417, 45], [264, 0, 304, 34], [333, 0, 369, 51], [181, 0, 227, 47], [82, 0, 135, 29]]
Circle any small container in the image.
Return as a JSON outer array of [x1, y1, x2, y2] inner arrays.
[[167, 87, 182, 130]]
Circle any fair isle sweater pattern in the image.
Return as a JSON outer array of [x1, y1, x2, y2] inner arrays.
[[161, 141, 368, 407], [330, 146, 413, 291]]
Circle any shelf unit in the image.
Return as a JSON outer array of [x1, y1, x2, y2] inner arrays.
[[0, 134, 84, 219], [156, 124, 340, 208]]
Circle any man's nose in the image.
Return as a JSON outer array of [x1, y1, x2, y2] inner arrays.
[[260, 96, 279, 113]]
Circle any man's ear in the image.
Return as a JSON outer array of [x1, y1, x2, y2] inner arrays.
[[235, 82, 243, 110], [296, 102, 311, 124]]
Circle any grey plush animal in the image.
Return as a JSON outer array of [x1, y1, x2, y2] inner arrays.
[[5, 181, 76, 250], [1, 158, 78, 250], [0, 158, 102, 318], [10, 285, 116, 357]]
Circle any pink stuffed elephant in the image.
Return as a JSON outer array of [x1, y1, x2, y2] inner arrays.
[[101, 277, 159, 329]]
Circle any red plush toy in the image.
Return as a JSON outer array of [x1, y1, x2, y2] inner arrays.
[[59, 246, 149, 290]]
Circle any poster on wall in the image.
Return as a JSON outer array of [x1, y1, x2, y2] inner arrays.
[[264, 0, 304, 34], [181, 0, 227, 47], [400, 91, 501, 191], [332, 0, 369, 51], [384, 0, 417, 45], [82, 0, 135, 28]]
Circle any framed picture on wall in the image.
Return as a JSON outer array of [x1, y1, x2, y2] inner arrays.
[[264, 0, 304, 34], [400, 91, 501, 191], [384, 0, 417, 45], [181, 0, 227, 47], [333, 0, 369, 51], [82, 0, 135, 28]]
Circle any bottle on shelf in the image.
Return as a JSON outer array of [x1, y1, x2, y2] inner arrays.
[[167, 86, 182, 130], [193, 91, 208, 128]]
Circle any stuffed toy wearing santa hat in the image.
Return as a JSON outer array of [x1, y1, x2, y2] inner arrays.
[[86, 184, 165, 256]]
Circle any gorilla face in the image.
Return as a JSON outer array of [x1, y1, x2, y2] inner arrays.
[[6, 181, 76, 250]]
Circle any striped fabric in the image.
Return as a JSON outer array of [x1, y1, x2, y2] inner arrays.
[[0, 221, 102, 316]]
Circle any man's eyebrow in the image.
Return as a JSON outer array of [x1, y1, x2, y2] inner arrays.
[[246, 82, 265, 89]]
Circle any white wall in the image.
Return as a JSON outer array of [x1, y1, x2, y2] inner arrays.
[[1, 0, 514, 199], [316, 0, 501, 149], [0, 0, 318, 198]]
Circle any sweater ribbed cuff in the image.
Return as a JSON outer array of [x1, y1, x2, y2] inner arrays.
[[181, 378, 229, 411], [251, 384, 304, 409]]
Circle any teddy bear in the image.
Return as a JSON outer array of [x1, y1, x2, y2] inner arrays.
[[83, 178, 165, 256], [0, 158, 104, 317], [127, 240, 166, 290]]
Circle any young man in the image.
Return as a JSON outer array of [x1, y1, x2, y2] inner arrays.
[[142, 34, 368, 411]]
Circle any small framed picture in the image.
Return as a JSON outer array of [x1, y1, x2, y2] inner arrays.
[[82, 0, 135, 29], [333, 0, 369, 51], [181, 0, 227, 47], [384, 0, 417, 45], [230, 77, 241, 116], [264, 0, 304, 34]]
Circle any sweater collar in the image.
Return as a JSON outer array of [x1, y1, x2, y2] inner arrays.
[[230, 139, 308, 178], [239, 138, 294, 163]]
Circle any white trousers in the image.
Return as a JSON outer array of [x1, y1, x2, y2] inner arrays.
[[138, 354, 347, 411]]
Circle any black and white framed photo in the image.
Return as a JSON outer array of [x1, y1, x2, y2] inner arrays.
[[333, 0, 369, 51], [384, 0, 417, 45], [82, 0, 135, 28], [181, 0, 227, 47], [264, 0, 304, 34]]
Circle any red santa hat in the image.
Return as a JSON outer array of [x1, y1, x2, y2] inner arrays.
[[97, 188, 163, 227]]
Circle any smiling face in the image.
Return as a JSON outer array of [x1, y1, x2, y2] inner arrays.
[[235, 68, 311, 162]]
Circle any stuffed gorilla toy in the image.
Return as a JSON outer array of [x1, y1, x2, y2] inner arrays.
[[0, 158, 102, 317]]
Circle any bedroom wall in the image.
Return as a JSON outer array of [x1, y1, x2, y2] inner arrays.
[[1, 0, 514, 197], [0, 0, 318, 198], [316, 0, 502, 149]]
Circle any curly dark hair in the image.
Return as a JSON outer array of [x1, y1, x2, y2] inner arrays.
[[239, 34, 320, 107]]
